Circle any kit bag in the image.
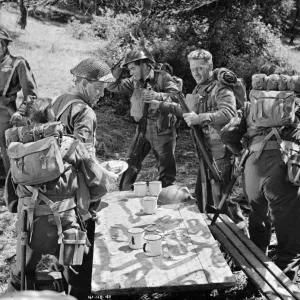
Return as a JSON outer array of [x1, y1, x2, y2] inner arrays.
[[7, 136, 64, 185], [248, 90, 296, 127]]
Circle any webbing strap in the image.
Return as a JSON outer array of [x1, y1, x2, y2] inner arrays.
[[2, 58, 21, 97], [26, 186, 39, 243], [62, 239, 86, 245], [55, 99, 86, 120], [25, 185, 64, 244], [254, 128, 283, 159], [37, 192, 64, 244]]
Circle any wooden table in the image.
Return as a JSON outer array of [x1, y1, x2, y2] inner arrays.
[[92, 191, 235, 295]]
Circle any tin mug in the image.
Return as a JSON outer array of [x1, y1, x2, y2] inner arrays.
[[133, 182, 148, 197], [143, 234, 162, 257], [128, 228, 145, 249], [148, 181, 162, 196], [143, 196, 157, 214]]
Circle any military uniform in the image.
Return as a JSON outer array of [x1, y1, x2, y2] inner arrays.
[[52, 58, 114, 158], [5, 133, 110, 292], [0, 50, 37, 174], [221, 97, 300, 280], [158, 75, 245, 225], [107, 68, 179, 188], [52, 92, 97, 156], [244, 102, 300, 280]]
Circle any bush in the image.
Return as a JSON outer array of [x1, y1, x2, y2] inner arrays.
[[67, 18, 96, 40]]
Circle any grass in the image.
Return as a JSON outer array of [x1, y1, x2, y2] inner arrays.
[[0, 5, 299, 299]]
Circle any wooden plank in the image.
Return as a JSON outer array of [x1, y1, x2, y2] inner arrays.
[[208, 222, 281, 300], [92, 191, 235, 295], [179, 204, 235, 287], [218, 214, 300, 300], [206, 215, 296, 300]]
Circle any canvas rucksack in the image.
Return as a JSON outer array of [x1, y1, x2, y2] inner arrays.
[[248, 90, 295, 127], [249, 73, 299, 128], [7, 136, 64, 185]]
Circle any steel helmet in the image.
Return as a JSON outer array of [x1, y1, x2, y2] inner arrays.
[[122, 49, 155, 68], [70, 57, 115, 82], [0, 28, 13, 42]]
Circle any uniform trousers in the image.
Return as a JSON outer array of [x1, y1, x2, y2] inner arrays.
[[244, 149, 300, 281], [120, 119, 177, 190]]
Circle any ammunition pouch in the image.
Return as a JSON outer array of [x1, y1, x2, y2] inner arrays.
[[282, 141, 300, 186]]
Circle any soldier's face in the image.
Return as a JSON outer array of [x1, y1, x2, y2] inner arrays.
[[86, 81, 106, 107], [0, 40, 8, 57], [189, 59, 212, 85], [127, 62, 149, 81]]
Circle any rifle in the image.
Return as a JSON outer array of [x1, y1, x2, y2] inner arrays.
[[210, 149, 249, 225], [20, 209, 28, 291], [119, 80, 150, 190], [176, 91, 223, 183]]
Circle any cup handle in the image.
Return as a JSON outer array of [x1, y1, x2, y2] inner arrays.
[[131, 236, 135, 245], [143, 242, 148, 253]]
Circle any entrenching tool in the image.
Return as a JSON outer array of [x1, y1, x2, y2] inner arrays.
[[210, 149, 250, 226]]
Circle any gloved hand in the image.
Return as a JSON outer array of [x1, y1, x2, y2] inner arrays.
[[111, 67, 125, 80], [10, 112, 22, 125], [142, 89, 162, 101], [183, 112, 210, 126]]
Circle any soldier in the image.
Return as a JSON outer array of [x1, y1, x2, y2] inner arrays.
[[5, 97, 117, 295], [220, 69, 300, 281], [107, 48, 180, 189], [0, 28, 38, 176], [145, 49, 245, 227], [52, 57, 114, 157]]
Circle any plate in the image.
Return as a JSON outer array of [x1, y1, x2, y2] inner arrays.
[[99, 160, 128, 175]]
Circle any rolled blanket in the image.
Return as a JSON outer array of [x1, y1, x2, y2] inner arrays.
[[288, 75, 300, 92], [5, 122, 64, 145], [267, 74, 280, 91], [214, 68, 237, 87], [278, 74, 290, 91], [252, 74, 267, 90]]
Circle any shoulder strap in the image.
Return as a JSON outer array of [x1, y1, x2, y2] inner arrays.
[[2, 58, 21, 97], [55, 99, 86, 120]]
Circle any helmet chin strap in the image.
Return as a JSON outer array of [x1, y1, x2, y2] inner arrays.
[[75, 79, 92, 107], [140, 61, 150, 83]]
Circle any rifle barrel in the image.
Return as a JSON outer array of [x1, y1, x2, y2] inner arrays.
[[176, 92, 222, 183]]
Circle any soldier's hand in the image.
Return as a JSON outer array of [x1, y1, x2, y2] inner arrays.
[[111, 67, 125, 80], [10, 112, 22, 125], [108, 171, 119, 183], [142, 89, 162, 101], [183, 112, 209, 126], [143, 99, 161, 110], [183, 112, 200, 126]]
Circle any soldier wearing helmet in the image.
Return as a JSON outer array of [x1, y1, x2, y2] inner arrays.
[[0, 28, 38, 178], [107, 48, 180, 189], [51, 58, 115, 299], [52, 57, 114, 157]]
